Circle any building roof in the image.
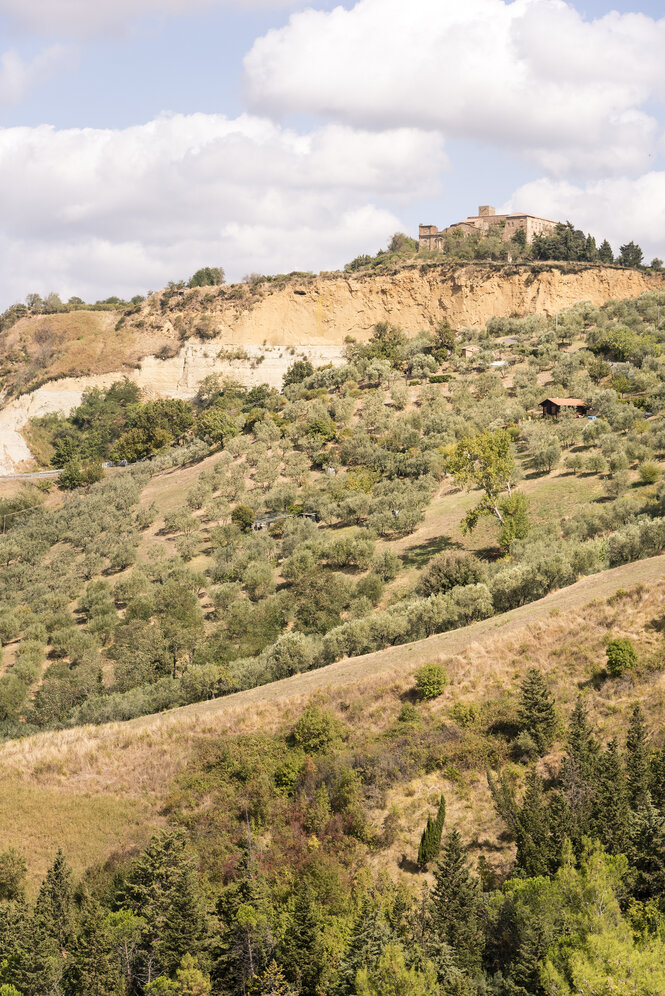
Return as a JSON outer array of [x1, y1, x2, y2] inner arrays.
[[540, 397, 586, 407]]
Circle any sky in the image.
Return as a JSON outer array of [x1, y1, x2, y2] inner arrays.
[[0, 0, 664, 306]]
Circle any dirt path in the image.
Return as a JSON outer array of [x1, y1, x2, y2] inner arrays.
[[123, 552, 665, 732]]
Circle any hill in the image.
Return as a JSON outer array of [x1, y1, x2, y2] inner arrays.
[[1, 260, 663, 473], [2, 278, 665, 993]]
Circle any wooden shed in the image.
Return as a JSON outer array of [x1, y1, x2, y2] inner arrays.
[[540, 397, 588, 418]]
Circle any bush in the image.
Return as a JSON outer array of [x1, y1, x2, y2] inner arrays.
[[292, 704, 344, 753], [606, 637, 638, 676], [231, 504, 255, 532], [414, 662, 448, 700], [638, 460, 661, 485], [416, 552, 486, 598]]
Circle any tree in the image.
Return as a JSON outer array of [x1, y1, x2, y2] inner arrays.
[[417, 794, 446, 867], [518, 668, 557, 755], [62, 898, 123, 996], [617, 241, 644, 268], [354, 943, 440, 996], [124, 829, 207, 980], [196, 408, 239, 447], [0, 848, 26, 900], [416, 552, 485, 597], [429, 830, 483, 973], [292, 704, 344, 754], [188, 266, 224, 287], [447, 429, 527, 547], [626, 703, 650, 810], [606, 637, 638, 676], [232, 505, 255, 532], [592, 738, 629, 854], [283, 359, 314, 387], [33, 848, 75, 951], [598, 239, 614, 264]]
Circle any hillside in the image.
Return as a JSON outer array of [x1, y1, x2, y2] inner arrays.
[[1, 261, 663, 474], [2, 281, 665, 993]]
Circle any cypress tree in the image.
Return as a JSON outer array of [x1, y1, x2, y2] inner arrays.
[[417, 795, 446, 867], [518, 669, 557, 755], [429, 829, 483, 974], [626, 703, 651, 811], [593, 737, 629, 853], [62, 898, 123, 996]]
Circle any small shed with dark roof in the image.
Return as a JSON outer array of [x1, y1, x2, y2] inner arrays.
[[540, 397, 588, 418]]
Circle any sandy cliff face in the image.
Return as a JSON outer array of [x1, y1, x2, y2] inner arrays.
[[139, 263, 662, 346], [1, 263, 663, 475]]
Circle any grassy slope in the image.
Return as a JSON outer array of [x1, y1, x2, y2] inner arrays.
[[2, 552, 663, 890]]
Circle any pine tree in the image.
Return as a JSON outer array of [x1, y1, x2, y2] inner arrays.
[[626, 703, 651, 811], [650, 746, 665, 812], [62, 898, 123, 996], [336, 897, 392, 995], [518, 669, 556, 755], [417, 795, 446, 867], [598, 239, 614, 264], [514, 771, 550, 877], [429, 830, 483, 974], [32, 848, 74, 951], [248, 960, 297, 995], [125, 829, 207, 980], [592, 738, 629, 854], [628, 798, 665, 901], [561, 698, 600, 842], [280, 880, 320, 996]]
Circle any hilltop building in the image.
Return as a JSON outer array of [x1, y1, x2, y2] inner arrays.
[[419, 205, 559, 250]]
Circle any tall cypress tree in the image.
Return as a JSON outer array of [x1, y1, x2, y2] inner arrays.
[[62, 898, 123, 996], [417, 795, 446, 867], [593, 737, 629, 853], [626, 703, 651, 811], [429, 829, 483, 974], [518, 669, 557, 755]]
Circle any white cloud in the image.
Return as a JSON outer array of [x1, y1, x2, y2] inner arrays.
[[0, 0, 303, 37], [0, 45, 69, 106], [507, 173, 665, 261], [0, 113, 445, 304], [244, 0, 665, 176]]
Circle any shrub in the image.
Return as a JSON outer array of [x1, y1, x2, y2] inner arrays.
[[638, 460, 661, 485], [414, 662, 448, 700], [416, 552, 486, 598], [606, 637, 638, 676], [292, 704, 344, 753]]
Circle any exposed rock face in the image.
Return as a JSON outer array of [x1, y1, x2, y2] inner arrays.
[[1, 263, 663, 475]]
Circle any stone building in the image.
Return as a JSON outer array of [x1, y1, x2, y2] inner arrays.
[[419, 205, 558, 249]]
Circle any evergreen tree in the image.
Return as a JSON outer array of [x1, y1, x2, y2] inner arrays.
[[514, 772, 551, 877], [517, 669, 557, 755], [561, 698, 599, 842], [429, 830, 483, 974], [248, 961, 297, 995], [336, 898, 392, 995], [125, 830, 207, 981], [628, 798, 665, 901], [626, 703, 651, 811], [417, 795, 446, 867], [592, 738, 629, 854], [598, 239, 614, 263], [32, 848, 74, 951], [650, 745, 665, 812], [280, 880, 321, 996], [62, 897, 123, 996]]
